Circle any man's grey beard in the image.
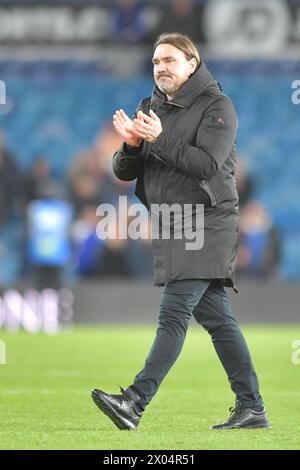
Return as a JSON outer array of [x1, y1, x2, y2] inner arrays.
[[157, 82, 177, 97]]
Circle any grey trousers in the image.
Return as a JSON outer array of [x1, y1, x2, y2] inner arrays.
[[128, 279, 263, 412]]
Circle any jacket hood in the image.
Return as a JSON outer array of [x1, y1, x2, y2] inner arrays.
[[151, 61, 217, 109]]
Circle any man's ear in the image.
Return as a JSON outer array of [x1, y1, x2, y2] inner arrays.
[[189, 58, 197, 75]]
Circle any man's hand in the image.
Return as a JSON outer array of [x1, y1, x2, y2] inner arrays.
[[132, 110, 163, 143], [113, 109, 142, 147]]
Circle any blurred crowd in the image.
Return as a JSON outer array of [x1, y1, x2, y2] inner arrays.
[[0, 121, 281, 288], [0, 125, 153, 288], [0, 0, 285, 287], [109, 0, 205, 45]]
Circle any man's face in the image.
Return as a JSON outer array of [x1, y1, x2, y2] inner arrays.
[[152, 44, 196, 98]]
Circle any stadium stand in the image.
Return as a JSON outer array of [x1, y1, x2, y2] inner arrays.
[[0, 59, 299, 284]]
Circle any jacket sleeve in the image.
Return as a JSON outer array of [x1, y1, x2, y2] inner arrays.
[[112, 99, 148, 182], [113, 142, 143, 181], [149, 96, 238, 180]]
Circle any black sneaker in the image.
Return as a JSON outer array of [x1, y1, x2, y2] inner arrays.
[[211, 400, 271, 430], [91, 386, 142, 431]]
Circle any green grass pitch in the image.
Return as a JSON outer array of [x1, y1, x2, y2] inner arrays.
[[0, 325, 299, 450]]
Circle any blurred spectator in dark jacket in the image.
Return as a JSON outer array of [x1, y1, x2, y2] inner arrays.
[[0, 130, 21, 226], [237, 201, 280, 279], [110, 0, 146, 44], [68, 123, 131, 215], [23, 155, 65, 204], [68, 147, 103, 216], [93, 123, 135, 204], [235, 159, 255, 208], [150, 0, 204, 44]]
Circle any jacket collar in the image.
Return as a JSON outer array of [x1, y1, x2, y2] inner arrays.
[[151, 62, 216, 109]]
